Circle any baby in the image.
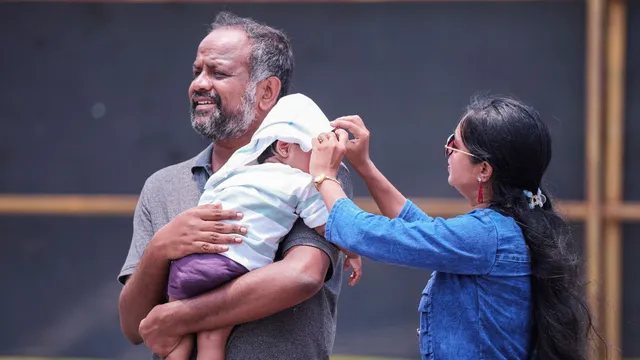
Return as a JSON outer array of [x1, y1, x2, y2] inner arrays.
[[166, 93, 363, 360]]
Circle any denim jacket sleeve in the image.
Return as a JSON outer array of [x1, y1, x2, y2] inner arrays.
[[397, 198, 431, 223], [325, 198, 499, 274]]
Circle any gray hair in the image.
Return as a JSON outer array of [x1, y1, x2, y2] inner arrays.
[[209, 12, 294, 99]]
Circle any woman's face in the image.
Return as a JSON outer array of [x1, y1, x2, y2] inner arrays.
[[446, 124, 488, 205]]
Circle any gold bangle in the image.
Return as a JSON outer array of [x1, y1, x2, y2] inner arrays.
[[313, 174, 341, 187]]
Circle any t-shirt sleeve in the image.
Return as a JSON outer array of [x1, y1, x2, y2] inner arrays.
[[295, 183, 329, 229], [117, 180, 156, 285]]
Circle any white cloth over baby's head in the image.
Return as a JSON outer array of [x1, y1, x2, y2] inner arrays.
[[216, 93, 333, 176]]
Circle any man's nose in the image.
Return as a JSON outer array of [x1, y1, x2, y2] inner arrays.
[[192, 73, 213, 91]]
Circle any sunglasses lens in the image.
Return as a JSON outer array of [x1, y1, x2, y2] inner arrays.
[[445, 134, 454, 157]]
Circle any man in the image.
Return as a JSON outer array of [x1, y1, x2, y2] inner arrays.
[[117, 12, 353, 360]]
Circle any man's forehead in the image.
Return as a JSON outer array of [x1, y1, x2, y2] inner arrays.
[[195, 27, 251, 63]]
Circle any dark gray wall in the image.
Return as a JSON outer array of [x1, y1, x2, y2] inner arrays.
[[0, 1, 636, 359]]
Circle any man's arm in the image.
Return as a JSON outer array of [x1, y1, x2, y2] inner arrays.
[[119, 182, 243, 344], [119, 252, 169, 344], [152, 243, 331, 339], [141, 165, 353, 344], [118, 189, 168, 345]]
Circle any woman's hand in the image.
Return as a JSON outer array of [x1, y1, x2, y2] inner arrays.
[[310, 128, 349, 178], [330, 115, 372, 174]]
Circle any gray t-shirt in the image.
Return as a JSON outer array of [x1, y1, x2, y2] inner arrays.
[[118, 144, 353, 360]]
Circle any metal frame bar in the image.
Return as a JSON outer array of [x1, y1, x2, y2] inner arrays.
[[1, 194, 639, 221], [585, 1, 606, 355], [0, 195, 586, 217], [604, 0, 627, 358]]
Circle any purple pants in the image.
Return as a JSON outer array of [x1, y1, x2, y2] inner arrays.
[[168, 253, 249, 300]]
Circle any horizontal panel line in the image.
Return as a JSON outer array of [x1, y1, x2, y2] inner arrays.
[[0, 194, 609, 221], [363, 198, 591, 221], [0, 195, 138, 215], [2, 194, 638, 222]]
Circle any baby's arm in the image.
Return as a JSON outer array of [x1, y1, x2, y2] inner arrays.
[[297, 178, 363, 285], [314, 225, 362, 286]]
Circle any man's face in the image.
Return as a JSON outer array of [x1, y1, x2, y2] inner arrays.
[[189, 27, 257, 141]]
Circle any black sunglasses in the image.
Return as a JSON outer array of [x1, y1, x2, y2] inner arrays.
[[444, 133, 477, 158]]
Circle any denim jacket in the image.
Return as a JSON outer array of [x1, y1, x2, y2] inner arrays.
[[325, 198, 533, 359]]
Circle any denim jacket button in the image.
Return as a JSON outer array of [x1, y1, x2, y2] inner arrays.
[[417, 327, 420, 337]]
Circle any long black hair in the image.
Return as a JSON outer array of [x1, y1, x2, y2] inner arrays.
[[460, 95, 600, 359]]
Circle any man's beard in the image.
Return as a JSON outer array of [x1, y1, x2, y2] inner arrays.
[[190, 82, 257, 142]]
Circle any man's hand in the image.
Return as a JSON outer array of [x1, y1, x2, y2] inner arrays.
[[139, 302, 183, 358], [151, 203, 247, 261]]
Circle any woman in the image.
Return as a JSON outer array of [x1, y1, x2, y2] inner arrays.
[[309, 96, 597, 359]]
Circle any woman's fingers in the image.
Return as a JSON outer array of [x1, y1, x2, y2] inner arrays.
[[331, 117, 369, 139], [327, 131, 338, 142], [311, 137, 321, 148], [334, 128, 349, 145]]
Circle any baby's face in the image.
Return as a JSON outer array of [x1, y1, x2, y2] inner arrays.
[[283, 143, 312, 173]]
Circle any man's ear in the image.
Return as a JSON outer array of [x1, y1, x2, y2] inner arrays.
[[257, 76, 282, 112]]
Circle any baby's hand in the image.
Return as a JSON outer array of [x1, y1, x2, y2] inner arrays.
[[344, 254, 362, 286]]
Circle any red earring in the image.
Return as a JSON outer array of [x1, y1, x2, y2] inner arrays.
[[477, 178, 484, 203]]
